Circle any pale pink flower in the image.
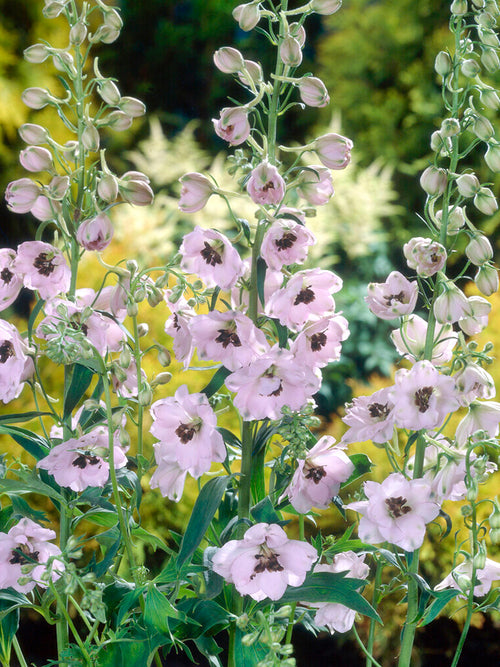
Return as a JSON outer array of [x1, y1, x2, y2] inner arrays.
[[454, 363, 496, 407], [475, 264, 499, 296], [308, 552, 369, 633], [0, 249, 23, 311], [390, 314, 457, 365], [30, 195, 62, 222], [290, 314, 349, 368], [341, 387, 396, 445], [246, 161, 286, 206], [5, 178, 41, 214], [284, 436, 354, 513], [0, 320, 34, 404], [458, 296, 491, 336], [365, 271, 418, 320], [433, 281, 468, 324], [118, 171, 154, 206], [232, 2, 261, 31], [149, 449, 188, 501], [37, 431, 127, 492], [0, 518, 63, 593], [180, 226, 245, 290], [403, 237, 447, 277], [76, 213, 114, 251], [15, 241, 70, 299], [164, 292, 196, 368], [189, 310, 269, 371], [390, 360, 459, 431], [238, 59, 263, 87], [213, 46, 245, 74], [297, 77, 330, 108], [225, 346, 321, 420], [347, 473, 440, 552], [465, 234, 493, 266], [266, 268, 342, 332], [261, 212, 316, 270], [19, 146, 53, 172], [280, 36, 303, 67], [311, 0, 342, 14], [313, 133, 353, 170], [111, 358, 146, 399], [150, 385, 226, 477], [456, 400, 500, 446], [178, 172, 216, 213], [435, 558, 500, 597], [211, 523, 317, 601], [295, 166, 334, 206], [213, 106, 251, 146]]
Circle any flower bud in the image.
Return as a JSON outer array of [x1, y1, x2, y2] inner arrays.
[[137, 323, 149, 337], [233, 2, 261, 31], [480, 87, 500, 110], [157, 346, 171, 366], [63, 140, 78, 161], [31, 195, 60, 221], [5, 178, 40, 213], [151, 372, 172, 387], [430, 131, 451, 154], [239, 59, 262, 87], [119, 172, 154, 206], [82, 123, 100, 152], [119, 97, 146, 118], [213, 46, 245, 73], [70, 21, 87, 45], [472, 114, 494, 141], [76, 213, 114, 251], [98, 174, 119, 202], [43, 1, 67, 19], [420, 166, 447, 195], [47, 175, 70, 200], [435, 51, 452, 77], [466, 234, 493, 265], [475, 263, 499, 295], [53, 50, 75, 74], [126, 300, 138, 317], [119, 346, 132, 369], [451, 0, 468, 14], [297, 76, 330, 107], [98, 80, 121, 106], [106, 110, 133, 131], [485, 142, 500, 171], [474, 186, 498, 214], [138, 384, 153, 406], [24, 43, 50, 63], [280, 36, 303, 67], [147, 287, 163, 308], [456, 172, 480, 197], [91, 25, 121, 44], [481, 47, 500, 72], [179, 172, 215, 213], [440, 118, 460, 137], [311, 0, 342, 14], [119, 428, 131, 449], [435, 205, 466, 235], [19, 123, 49, 145], [314, 132, 353, 169], [490, 528, 500, 543], [22, 87, 50, 110], [290, 23, 306, 47], [19, 146, 53, 172], [433, 281, 468, 323], [478, 27, 500, 47], [489, 498, 500, 529], [461, 58, 481, 77]]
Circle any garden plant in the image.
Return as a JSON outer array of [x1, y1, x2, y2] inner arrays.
[[1, 0, 500, 666]]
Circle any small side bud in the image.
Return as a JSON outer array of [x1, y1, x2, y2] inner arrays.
[[24, 43, 51, 64], [435, 51, 452, 76]]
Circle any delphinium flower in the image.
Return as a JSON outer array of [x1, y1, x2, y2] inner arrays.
[[289, 314, 349, 368], [341, 387, 396, 445], [163, 292, 196, 368], [0, 518, 64, 593], [455, 400, 500, 446], [295, 166, 334, 206], [178, 172, 216, 213], [37, 430, 128, 492], [0, 248, 23, 311], [390, 314, 457, 365], [307, 551, 370, 633], [179, 226, 245, 289], [211, 523, 317, 601], [14, 241, 70, 299], [246, 161, 286, 205], [76, 213, 114, 251], [189, 310, 270, 371], [454, 362, 496, 407], [435, 558, 500, 598], [347, 473, 441, 552], [149, 384, 226, 482], [265, 268, 343, 332], [225, 346, 321, 421], [283, 436, 354, 513], [212, 106, 251, 146], [365, 271, 418, 320], [260, 210, 316, 271], [403, 237, 447, 277], [389, 360, 459, 431], [0, 320, 34, 404]]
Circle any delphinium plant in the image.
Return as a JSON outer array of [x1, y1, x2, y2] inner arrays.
[[1, 1, 500, 667]]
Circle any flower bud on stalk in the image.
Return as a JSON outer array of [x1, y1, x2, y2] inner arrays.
[[24, 43, 51, 63], [480, 87, 500, 109], [19, 146, 53, 172], [473, 114, 495, 140], [213, 46, 245, 73], [22, 87, 50, 110], [485, 143, 500, 171], [106, 111, 133, 131], [475, 263, 499, 295], [69, 21, 87, 45], [98, 174, 119, 202], [311, 0, 342, 14], [441, 118, 460, 137], [82, 123, 100, 152], [297, 77, 330, 107], [76, 214, 114, 251], [420, 166, 447, 195], [19, 123, 49, 144], [433, 280, 468, 323], [178, 173, 216, 213], [314, 133, 353, 169], [98, 80, 121, 106], [280, 36, 303, 67], [474, 186, 498, 214], [233, 2, 261, 31], [466, 234, 494, 265], [451, 0, 468, 15], [456, 173, 480, 197], [481, 47, 500, 72], [461, 58, 482, 77], [435, 51, 452, 77], [118, 172, 154, 206], [119, 97, 146, 118]]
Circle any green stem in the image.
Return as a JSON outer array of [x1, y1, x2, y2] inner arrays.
[[131, 313, 145, 471], [51, 584, 92, 665], [353, 625, 384, 667], [238, 420, 254, 525], [12, 636, 29, 667], [365, 557, 383, 667]]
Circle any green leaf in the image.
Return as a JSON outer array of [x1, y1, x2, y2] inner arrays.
[[279, 572, 381, 622], [201, 366, 231, 398], [234, 628, 269, 666], [0, 424, 50, 461], [27, 298, 45, 341], [0, 411, 52, 424], [176, 476, 230, 570], [217, 427, 241, 449], [63, 363, 94, 419], [343, 453, 372, 487], [251, 497, 281, 525], [256, 257, 267, 309], [72, 510, 118, 529], [418, 589, 458, 627], [131, 526, 169, 552], [194, 635, 223, 667], [143, 585, 179, 634], [0, 476, 64, 503], [11, 496, 48, 524]]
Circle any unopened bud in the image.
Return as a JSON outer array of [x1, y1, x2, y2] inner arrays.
[[473, 546, 487, 570], [22, 87, 50, 110], [476, 264, 499, 295], [70, 22, 87, 45], [456, 172, 480, 197], [479, 27, 500, 48], [119, 97, 146, 118], [430, 131, 451, 154], [297, 76, 330, 108], [20, 146, 53, 172], [119, 428, 131, 449], [481, 47, 500, 72], [280, 36, 303, 67], [214, 46, 245, 73], [106, 110, 133, 131], [233, 2, 261, 31], [480, 87, 500, 109], [19, 123, 49, 144], [435, 51, 452, 77], [485, 142, 500, 171], [152, 372, 172, 387], [98, 80, 121, 106], [137, 323, 149, 337], [47, 175, 70, 200], [138, 385, 153, 406], [274, 605, 293, 618], [451, 0, 468, 14], [126, 300, 138, 317], [241, 631, 259, 647], [474, 186, 498, 214], [457, 574, 472, 594], [98, 174, 119, 202], [441, 118, 460, 137], [466, 234, 493, 265], [24, 43, 50, 63], [461, 58, 481, 77], [119, 346, 132, 369], [157, 346, 171, 367], [43, 1, 67, 18], [472, 114, 495, 141], [147, 288, 163, 308], [420, 166, 447, 195], [82, 123, 100, 152], [311, 0, 342, 14], [111, 364, 127, 384]]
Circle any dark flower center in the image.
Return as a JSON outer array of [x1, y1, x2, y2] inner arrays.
[[172, 314, 181, 331], [33, 252, 55, 277], [252, 547, 284, 578], [304, 462, 327, 484], [385, 496, 412, 519], [72, 452, 100, 469], [1, 268, 13, 285], [9, 544, 40, 566], [175, 423, 197, 443], [262, 181, 275, 192], [69, 316, 89, 336], [0, 340, 15, 364], [294, 286, 315, 305], [275, 232, 297, 251], [368, 402, 390, 420], [384, 291, 406, 306], [430, 253, 440, 263], [310, 331, 327, 352], [414, 386, 434, 413], [215, 328, 241, 349], [200, 242, 223, 267]]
